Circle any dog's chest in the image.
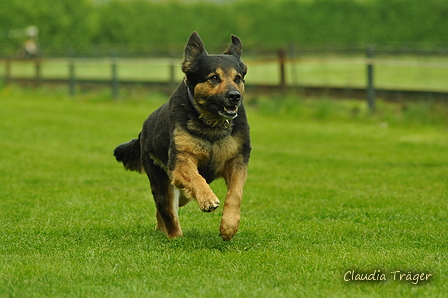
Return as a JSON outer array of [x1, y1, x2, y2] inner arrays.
[[198, 137, 240, 182], [173, 126, 240, 181]]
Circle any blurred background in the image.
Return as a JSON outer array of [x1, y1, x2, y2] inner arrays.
[[1, 0, 448, 103]]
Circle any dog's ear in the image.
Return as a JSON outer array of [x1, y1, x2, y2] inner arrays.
[[223, 35, 243, 58], [182, 31, 207, 74]]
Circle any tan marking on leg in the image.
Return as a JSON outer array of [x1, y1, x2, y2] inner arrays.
[[156, 185, 183, 238], [171, 126, 221, 212], [220, 158, 247, 241], [166, 185, 183, 238], [171, 158, 220, 212]]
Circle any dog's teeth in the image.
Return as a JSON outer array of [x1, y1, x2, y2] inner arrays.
[[225, 106, 238, 113]]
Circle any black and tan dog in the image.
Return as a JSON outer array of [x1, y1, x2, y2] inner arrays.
[[114, 32, 250, 241]]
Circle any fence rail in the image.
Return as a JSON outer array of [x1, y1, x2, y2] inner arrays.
[[1, 48, 448, 111]]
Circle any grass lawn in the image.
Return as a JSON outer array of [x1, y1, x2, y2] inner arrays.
[[0, 87, 447, 297]]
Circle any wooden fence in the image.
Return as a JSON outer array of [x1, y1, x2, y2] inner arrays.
[[2, 48, 448, 112]]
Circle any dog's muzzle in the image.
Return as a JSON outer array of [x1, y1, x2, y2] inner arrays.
[[220, 90, 242, 119]]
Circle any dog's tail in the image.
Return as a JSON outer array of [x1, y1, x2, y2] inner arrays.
[[114, 136, 144, 173]]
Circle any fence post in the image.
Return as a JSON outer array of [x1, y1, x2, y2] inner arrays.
[[35, 58, 42, 88], [277, 48, 287, 92], [69, 57, 76, 96], [366, 46, 376, 113], [169, 57, 176, 91], [5, 58, 11, 86], [111, 53, 118, 99], [289, 44, 299, 92]]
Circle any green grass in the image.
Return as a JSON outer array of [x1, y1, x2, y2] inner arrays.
[[1, 87, 447, 297]]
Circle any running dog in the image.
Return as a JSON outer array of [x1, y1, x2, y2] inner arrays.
[[114, 32, 250, 241]]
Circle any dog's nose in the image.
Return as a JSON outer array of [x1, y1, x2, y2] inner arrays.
[[227, 91, 241, 102]]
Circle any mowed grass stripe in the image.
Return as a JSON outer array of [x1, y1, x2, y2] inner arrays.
[[0, 89, 447, 297]]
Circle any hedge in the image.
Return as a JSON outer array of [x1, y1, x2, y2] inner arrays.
[[1, 0, 447, 56]]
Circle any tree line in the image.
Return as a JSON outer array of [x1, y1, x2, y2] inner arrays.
[[1, 0, 447, 56]]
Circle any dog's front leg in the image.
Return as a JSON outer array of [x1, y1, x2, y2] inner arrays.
[[220, 157, 248, 241], [171, 155, 220, 212]]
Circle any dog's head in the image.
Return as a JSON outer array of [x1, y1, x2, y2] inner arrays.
[[182, 32, 247, 121]]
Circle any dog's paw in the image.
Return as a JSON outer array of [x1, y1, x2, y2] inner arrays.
[[219, 214, 240, 241], [198, 196, 220, 212], [167, 231, 183, 239], [219, 225, 238, 241]]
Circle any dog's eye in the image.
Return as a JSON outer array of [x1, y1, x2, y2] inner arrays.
[[209, 75, 220, 83], [234, 75, 243, 84]]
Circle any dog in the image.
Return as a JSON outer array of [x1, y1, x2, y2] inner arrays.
[[114, 32, 250, 241]]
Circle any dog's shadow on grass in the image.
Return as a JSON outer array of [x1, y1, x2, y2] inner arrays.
[[146, 228, 265, 253], [96, 223, 267, 253]]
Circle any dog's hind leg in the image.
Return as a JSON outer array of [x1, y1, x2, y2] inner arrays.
[[155, 186, 182, 238], [144, 161, 183, 238]]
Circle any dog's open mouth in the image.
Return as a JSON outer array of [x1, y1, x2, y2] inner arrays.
[[225, 106, 238, 115], [209, 103, 239, 119], [221, 106, 239, 119]]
